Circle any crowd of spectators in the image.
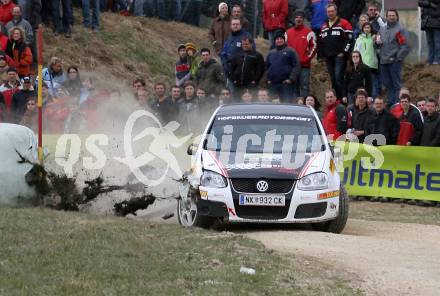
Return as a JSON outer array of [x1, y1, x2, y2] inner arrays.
[[0, 0, 439, 152]]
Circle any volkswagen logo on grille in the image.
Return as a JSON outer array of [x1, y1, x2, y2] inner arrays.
[[256, 180, 269, 192]]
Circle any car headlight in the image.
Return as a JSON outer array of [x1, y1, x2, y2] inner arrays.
[[297, 172, 328, 191], [201, 170, 227, 188]]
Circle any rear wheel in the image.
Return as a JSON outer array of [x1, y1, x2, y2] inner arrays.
[[312, 185, 349, 234], [177, 191, 213, 228]]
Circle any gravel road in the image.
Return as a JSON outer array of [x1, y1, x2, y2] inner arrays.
[[246, 219, 440, 296]]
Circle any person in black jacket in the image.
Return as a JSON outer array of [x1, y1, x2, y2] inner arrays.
[[334, 0, 366, 27], [420, 98, 440, 146], [229, 36, 265, 99], [343, 51, 372, 105], [266, 30, 301, 103], [419, 0, 440, 65], [11, 76, 35, 123], [365, 97, 399, 145], [319, 4, 353, 99], [347, 89, 372, 143]]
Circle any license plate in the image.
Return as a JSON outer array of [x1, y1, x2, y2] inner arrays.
[[239, 194, 285, 206]]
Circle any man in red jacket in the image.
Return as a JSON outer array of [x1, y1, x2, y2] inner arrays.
[[0, 0, 16, 25], [322, 88, 348, 140], [286, 10, 317, 98], [263, 0, 288, 49]]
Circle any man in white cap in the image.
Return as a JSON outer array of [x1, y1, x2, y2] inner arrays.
[[209, 2, 231, 56]]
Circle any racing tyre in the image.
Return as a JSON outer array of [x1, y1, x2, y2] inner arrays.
[[177, 194, 213, 229], [312, 185, 349, 234]]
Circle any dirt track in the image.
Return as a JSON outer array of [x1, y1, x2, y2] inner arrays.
[[104, 197, 440, 295], [246, 219, 440, 296]]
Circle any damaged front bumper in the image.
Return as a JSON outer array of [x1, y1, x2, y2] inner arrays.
[[197, 185, 340, 224]]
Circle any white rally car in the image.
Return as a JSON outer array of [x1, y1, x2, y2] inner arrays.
[[178, 104, 348, 233]]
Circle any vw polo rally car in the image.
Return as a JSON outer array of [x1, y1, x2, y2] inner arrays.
[[178, 104, 348, 233]]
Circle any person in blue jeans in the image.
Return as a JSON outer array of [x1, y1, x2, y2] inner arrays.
[[82, 0, 100, 31], [376, 9, 410, 106], [319, 4, 353, 99], [419, 0, 440, 65], [52, 0, 74, 37]]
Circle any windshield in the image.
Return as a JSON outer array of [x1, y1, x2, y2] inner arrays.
[[205, 114, 325, 154]]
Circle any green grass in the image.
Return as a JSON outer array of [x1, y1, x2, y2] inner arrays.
[[350, 201, 440, 226], [0, 207, 361, 295]]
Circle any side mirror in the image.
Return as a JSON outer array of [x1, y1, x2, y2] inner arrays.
[[187, 144, 197, 155]]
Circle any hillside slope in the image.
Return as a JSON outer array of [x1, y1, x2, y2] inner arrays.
[[43, 11, 439, 100], [43, 12, 212, 91]]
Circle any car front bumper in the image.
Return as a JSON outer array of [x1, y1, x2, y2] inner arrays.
[[198, 185, 340, 223]]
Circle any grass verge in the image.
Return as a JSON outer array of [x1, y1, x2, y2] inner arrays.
[[0, 207, 361, 295], [349, 201, 440, 226]]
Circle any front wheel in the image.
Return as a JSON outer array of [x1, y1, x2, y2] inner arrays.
[[177, 192, 213, 228], [312, 185, 349, 234]]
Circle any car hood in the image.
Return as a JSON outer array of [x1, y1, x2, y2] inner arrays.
[[201, 150, 325, 180]]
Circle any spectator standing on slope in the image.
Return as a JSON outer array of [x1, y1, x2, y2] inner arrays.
[[420, 98, 440, 146], [305, 0, 332, 58], [0, 67, 21, 120], [40, 56, 67, 97], [6, 6, 33, 44], [354, 22, 379, 97], [231, 4, 250, 33], [262, 0, 288, 49], [376, 9, 410, 107], [286, 0, 305, 28], [208, 2, 230, 56], [169, 85, 181, 104], [322, 88, 348, 140], [63, 66, 82, 98], [220, 17, 253, 93], [319, 3, 353, 99], [20, 0, 42, 31], [51, 0, 74, 37], [257, 88, 271, 103], [229, 36, 265, 98], [305, 95, 322, 119], [419, 0, 440, 65], [342, 51, 372, 105], [177, 81, 199, 133], [366, 2, 385, 33], [334, 0, 365, 27], [0, 0, 16, 26], [395, 94, 423, 146], [346, 89, 372, 143], [286, 10, 317, 98], [0, 52, 13, 82], [185, 42, 200, 80], [416, 98, 428, 117], [82, 0, 100, 32], [19, 96, 37, 131], [265, 30, 300, 103], [366, 2, 385, 98], [175, 44, 190, 87], [196, 47, 226, 97], [365, 97, 399, 145], [218, 87, 231, 105], [149, 82, 176, 123], [353, 14, 368, 39], [5, 27, 32, 78], [11, 75, 35, 122]]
